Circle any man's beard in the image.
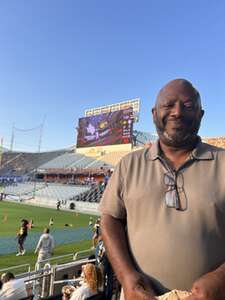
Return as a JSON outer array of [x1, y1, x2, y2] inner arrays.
[[154, 115, 201, 147]]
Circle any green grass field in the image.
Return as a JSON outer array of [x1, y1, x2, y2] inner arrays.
[[0, 201, 96, 272]]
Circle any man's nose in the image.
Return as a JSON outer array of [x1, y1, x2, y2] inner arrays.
[[170, 102, 183, 117]]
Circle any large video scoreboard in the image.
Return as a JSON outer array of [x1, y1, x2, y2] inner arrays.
[[76, 108, 133, 148]]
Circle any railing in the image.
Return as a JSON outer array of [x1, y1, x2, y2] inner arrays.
[[75, 184, 104, 203], [35, 253, 74, 271], [0, 263, 31, 275], [0, 248, 120, 300], [73, 248, 95, 260], [35, 248, 95, 271]]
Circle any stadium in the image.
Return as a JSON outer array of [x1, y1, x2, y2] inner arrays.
[[1, 98, 225, 300]]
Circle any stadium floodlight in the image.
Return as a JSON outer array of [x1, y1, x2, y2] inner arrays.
[[84, 98, 140, 123]]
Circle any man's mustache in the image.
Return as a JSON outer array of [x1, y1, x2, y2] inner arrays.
[[163, 116, 191, 126]]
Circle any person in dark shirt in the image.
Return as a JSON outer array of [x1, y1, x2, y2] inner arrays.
[[56, 200, 61, 211], [16, 219, 29, 256], [95, 234, 114, 300]]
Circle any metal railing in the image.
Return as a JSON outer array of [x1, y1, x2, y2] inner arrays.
[[0, 249, 96, 299], [0, 263, 31, 275], [35, 253, 74, 271]]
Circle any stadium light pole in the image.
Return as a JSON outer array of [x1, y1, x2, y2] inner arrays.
[[10, 123, 15, 152], [33, 116, 46, 199], [0, 137, 3, 167]]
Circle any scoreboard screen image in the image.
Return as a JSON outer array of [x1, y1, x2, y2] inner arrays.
[[76, 108, 133, 148]]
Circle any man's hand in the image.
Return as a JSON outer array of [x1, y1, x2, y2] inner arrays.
[[122, 271, 156, 300], [186, 268, 225, 300]]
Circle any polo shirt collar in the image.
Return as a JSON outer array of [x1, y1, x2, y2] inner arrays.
[[146, 140, 160, 160], [191, 140, 214, 160], [146, 138, 214, 161]]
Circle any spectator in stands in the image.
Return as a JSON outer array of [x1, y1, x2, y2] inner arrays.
[[62, 285, 76, 300], [103, 170, 111, 187], [95, 234, 114, 300], [16, 219, 29, 256], [62, 274, 74, 287], [100, 79, 225, 300], [34, 228, 55, 269], [70, 263, 101, 300], [0, 271, 32, 300], [99, 181, 105, 193]]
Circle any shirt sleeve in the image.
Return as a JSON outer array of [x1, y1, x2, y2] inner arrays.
[[70, 288, 83, 300], [99, 158, 127, 219]]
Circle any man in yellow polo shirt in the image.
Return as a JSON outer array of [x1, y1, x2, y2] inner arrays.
[[100, 79, 225, 300]]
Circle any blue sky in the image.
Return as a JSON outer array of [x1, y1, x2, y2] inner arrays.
[[0, 0, 224, 151]]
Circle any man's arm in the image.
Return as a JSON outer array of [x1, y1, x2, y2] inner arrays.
[[34, 238, 41, 254], [101, 214, 156, 300], [187, 263, 225, 300]]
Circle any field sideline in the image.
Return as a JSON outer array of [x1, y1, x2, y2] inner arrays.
[[0, 201, 96, 272]]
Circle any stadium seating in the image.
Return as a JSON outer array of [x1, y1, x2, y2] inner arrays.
[[0, 150, 68, 176], [4, 182, 91, 203], [133, 130, 158, 146], [39, 152, 112, 170]]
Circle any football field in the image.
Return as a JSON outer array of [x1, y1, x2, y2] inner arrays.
[[0, 201, 96, 271]]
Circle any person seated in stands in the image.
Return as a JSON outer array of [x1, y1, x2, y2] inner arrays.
[[0, 271, 32, 300], [98, 181, 105, 193], [70, 263, 101, 300], [95, 235, 114, 300], [62, 285, 76, 300]]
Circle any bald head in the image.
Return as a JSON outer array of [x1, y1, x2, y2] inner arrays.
[[156, 79, 202, 109]]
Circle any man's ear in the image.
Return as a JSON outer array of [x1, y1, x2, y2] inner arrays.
[[200, 109, 204, 118], [152, 107, 157, 123]]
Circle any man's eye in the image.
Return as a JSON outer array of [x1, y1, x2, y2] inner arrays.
[[184, 102, 194, 109], [163, 103, 173, 108]]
